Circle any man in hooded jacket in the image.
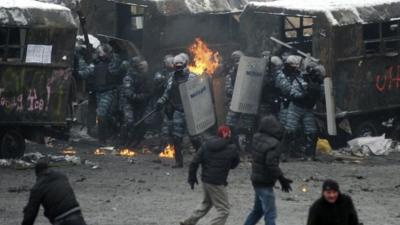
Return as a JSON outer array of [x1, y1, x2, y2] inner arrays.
[[180, 125, 240, 225], [243, 115, 293, 225]]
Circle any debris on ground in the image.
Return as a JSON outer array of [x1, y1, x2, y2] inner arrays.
[[316, 138, 332, 154], [0, 152, 99, 170], [347, 135, 400, 156]]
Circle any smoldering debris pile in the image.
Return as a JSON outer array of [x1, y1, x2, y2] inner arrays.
[[0, 152, 99, 169]]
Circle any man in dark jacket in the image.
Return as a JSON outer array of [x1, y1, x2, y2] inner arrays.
[[243, 115, 293, 225], [22, 161, 86, 225], [180, 125, 240, 225], [307, 179, 360, 225]]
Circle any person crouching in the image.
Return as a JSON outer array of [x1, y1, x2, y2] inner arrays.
[[22, 161, 87, 225], [180, 125, 240, 225]]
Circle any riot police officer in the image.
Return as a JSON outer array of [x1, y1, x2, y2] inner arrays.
[[92, 44, 123, 144], [259, 51, 284, 118], [225, 51, 256, 151], [156, 54, 196, 168], [119, 56, 149, 146], [285, 61, 325, 160]]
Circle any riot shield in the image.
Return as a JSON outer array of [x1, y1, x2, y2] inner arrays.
[[180, 76, 216, 136], [230, 56, 267, 114]]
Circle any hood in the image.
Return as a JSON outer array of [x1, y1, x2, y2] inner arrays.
[[258, 115, 284, 139], [204, 136, 229, 152]]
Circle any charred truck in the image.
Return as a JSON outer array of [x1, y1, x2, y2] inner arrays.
[[240, 0, 400, 141], [0, 1, 77, 158]]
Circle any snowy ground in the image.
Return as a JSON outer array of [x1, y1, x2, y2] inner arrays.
[[1, 139, 400, 225]]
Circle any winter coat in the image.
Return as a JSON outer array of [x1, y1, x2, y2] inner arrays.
[[22, 171, 80, 225], [189, 136, 240, 186], [250, 116, 284, 188], [307, 194, 359, 225]]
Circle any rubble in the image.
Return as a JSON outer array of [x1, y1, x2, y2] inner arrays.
[[0, 152, 99, 169], [348, 135, 400, 156]]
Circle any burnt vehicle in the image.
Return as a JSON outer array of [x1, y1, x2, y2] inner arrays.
[[240, 0, 400, 139], [0, 1, 77, 158]]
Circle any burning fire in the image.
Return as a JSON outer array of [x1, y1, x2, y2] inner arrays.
[[62, 147, 76, 156], [188, 38, 220, 76], [118, 148, 136, 157], [94, 148, 106, 155], [159, 144, 175, 159]]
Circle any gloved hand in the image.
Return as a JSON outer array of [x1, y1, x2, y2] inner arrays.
[[279, 176, 293, 193], [188, 177, 199, 190]]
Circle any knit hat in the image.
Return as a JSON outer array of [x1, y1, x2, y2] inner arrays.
[[322, 179, 340, 192], [217, 125, 231, 139]]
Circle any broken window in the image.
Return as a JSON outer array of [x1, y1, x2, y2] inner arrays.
[[282, 16, 313, 53], [0, 28, 27, 62], [363, 21, 400, 54], [283, 17, 313, 41], [130, 5, 145, 30]]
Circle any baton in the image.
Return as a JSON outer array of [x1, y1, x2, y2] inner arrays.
[[270, 37, 319, 62], [132, 109, 157, 128]]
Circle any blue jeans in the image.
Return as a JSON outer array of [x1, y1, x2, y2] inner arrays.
[[243, 187, 277, 225]]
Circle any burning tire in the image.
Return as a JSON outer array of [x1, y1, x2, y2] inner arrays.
[[0, 130, 25, 159]]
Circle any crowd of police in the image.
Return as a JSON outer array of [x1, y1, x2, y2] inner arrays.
[[224, 50, 325, 162], [75, 41, 201, 168], [74, 39, 325, 168]]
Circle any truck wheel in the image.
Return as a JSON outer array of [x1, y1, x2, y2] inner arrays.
[[353, 121, 380, 137], [0, 130, 25, 159]]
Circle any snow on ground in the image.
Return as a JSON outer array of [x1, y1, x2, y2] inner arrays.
[[1, 140, 400, 225]]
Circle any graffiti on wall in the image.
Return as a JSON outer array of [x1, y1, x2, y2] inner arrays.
[[375, 65, 400, 92], [0, 69, 71, 113]]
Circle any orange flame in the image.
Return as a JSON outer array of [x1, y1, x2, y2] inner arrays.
[[159, 144, 175, 159], [188, 38, 220, 76], [94, 148, 106, 155], [62, 147, 76, 156], [118, 149, 136, 157]]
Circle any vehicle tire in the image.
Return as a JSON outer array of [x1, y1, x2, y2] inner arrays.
[[353, 121, 380, 138], [0, 130, 25, 159]]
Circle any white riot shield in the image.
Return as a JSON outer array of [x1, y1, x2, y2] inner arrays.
[[180, 76, 216, 136], [230, 56, 267, 114]]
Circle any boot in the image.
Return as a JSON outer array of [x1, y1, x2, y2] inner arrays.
[[172, 137, 183, 168], [305, 134, 318, 161]]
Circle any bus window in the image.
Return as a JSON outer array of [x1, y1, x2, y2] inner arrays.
[[0, 28, 27, 62], [363, 22, 400, 54]]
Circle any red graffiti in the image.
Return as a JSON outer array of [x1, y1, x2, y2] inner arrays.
[[27, 89, 45, 111], [375, 65, 400, 92], [0, 88, 23, 112]]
